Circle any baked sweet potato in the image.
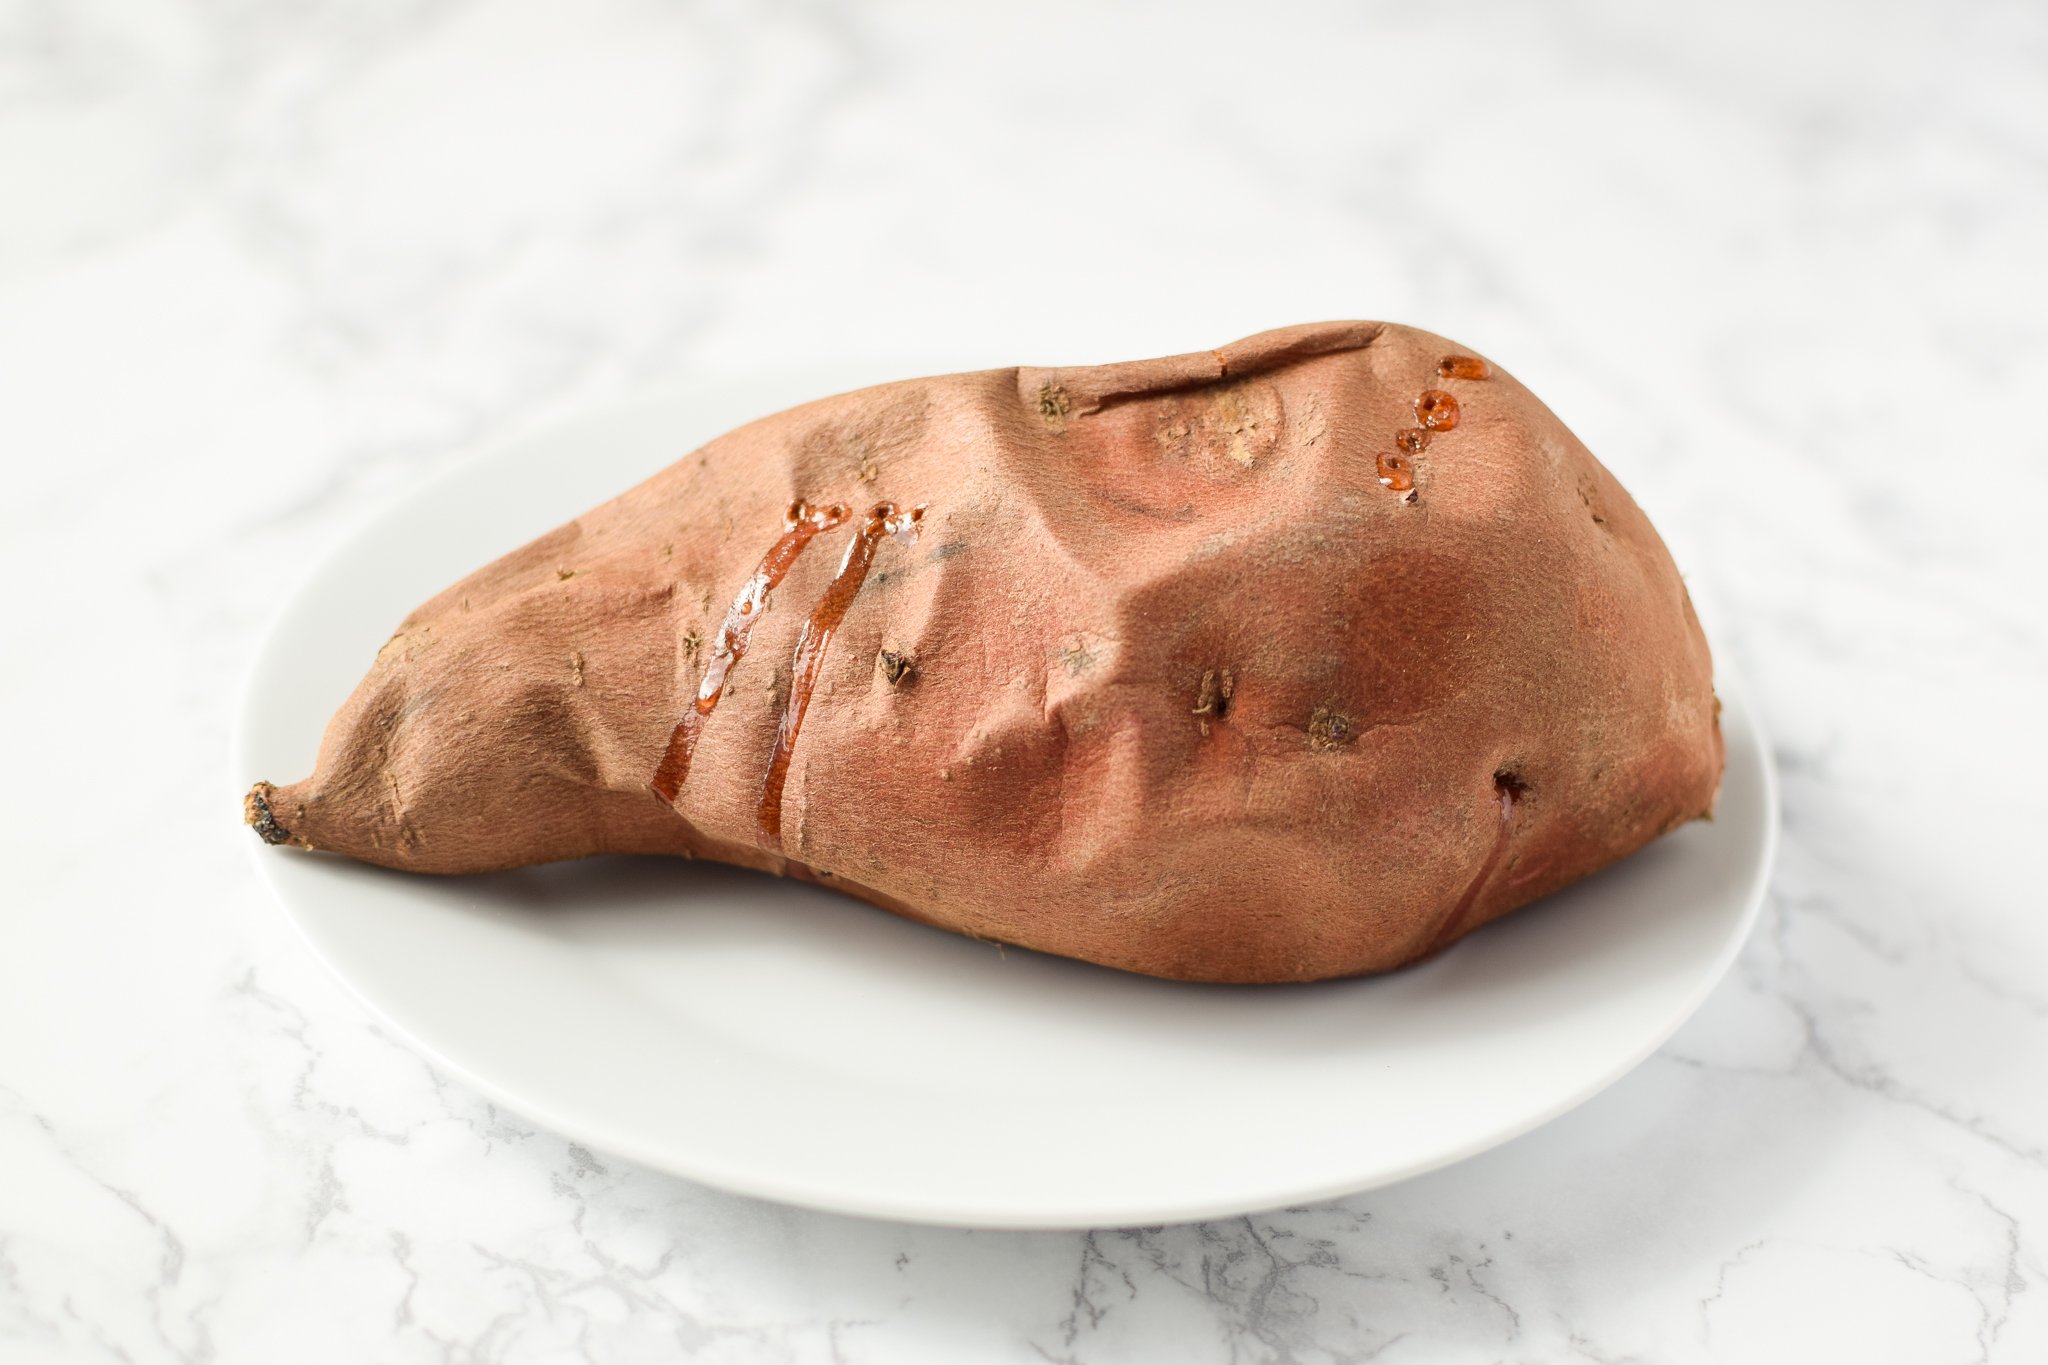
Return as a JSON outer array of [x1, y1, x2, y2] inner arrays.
[[246, 321, 1723, 983]]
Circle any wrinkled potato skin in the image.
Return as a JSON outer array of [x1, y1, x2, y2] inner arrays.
[[252, 322, 1723, 983]]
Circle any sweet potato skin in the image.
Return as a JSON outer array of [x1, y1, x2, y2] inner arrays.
[[252, 322, 1723, 983]]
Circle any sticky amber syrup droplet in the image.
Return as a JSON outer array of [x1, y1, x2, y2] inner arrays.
[[1437, 355, 1491, 381], [1395, 427, 1430, 454], [1377, 451, 1415, 491], [1415, 390, 1460, 431]]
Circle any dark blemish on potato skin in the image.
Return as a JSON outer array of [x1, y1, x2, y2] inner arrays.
[[1192, 669, 1234, 736], [1307, 706, 1354, 751], [927, 541, 968, 563], [1038, 384, 1072, 432], [243, 782, 293, 845], [1577, 476, 1610, 528], [878, 650, 914, 685]]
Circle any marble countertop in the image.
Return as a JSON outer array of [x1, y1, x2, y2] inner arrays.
[[4, 1, 2044, 1360]]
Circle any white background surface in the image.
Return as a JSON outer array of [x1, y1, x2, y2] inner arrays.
[[1, 1, 2043, 1361]]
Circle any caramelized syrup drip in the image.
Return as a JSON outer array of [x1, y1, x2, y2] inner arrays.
[[1380, 354, 1489, 495], [651, 500, 849, 804], [1421, 778, 1518, 956], [756, 502, 925, 847], [1414, 389, 1460, 431]]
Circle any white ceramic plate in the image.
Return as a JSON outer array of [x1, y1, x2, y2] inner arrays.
[[236, 369, 1777, 1230]]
